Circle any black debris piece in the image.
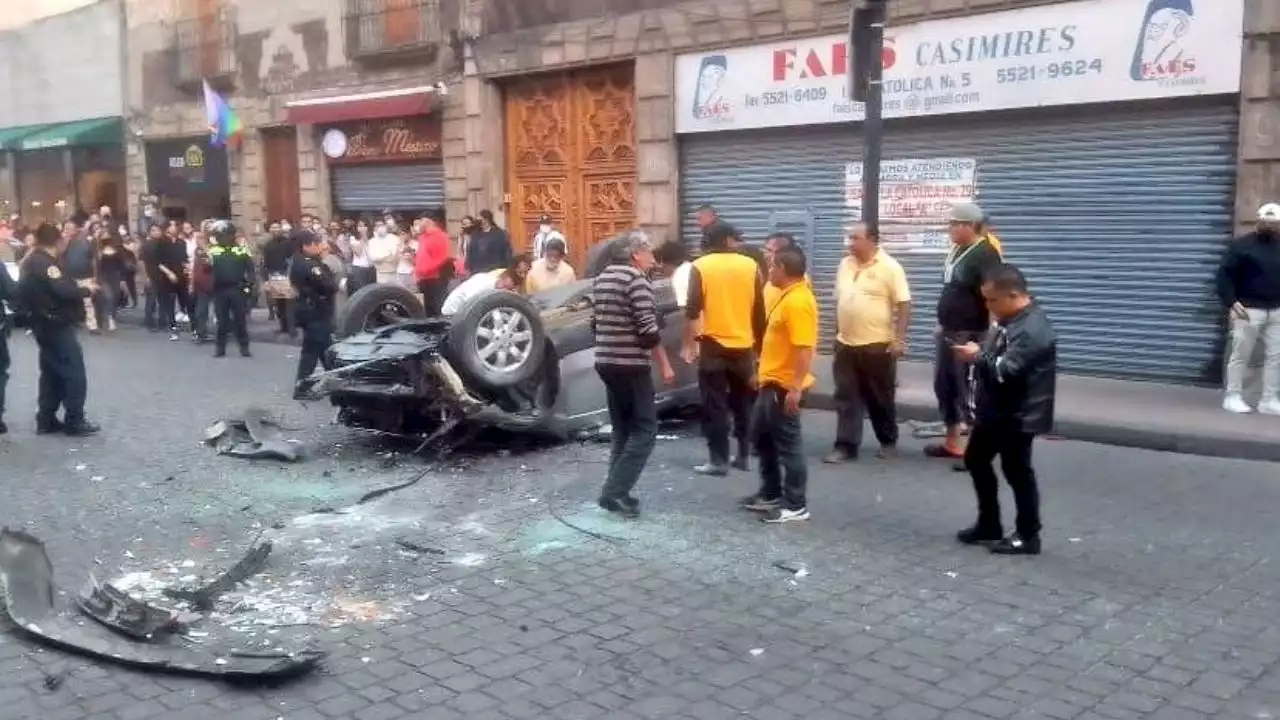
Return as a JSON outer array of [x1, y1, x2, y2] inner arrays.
[[203, 407, 303, 462], [0, 529, 321, 682], [394, 538, 446, 556], [163, 542, 272, 611], [78, 577, 184, 642]]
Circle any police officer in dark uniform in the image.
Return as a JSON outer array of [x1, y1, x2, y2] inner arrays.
[[290, 230, 337, 399], [207, 220, 254, 358], [16, 223, 99, 436]]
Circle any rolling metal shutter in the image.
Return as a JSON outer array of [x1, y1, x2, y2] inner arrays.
[[678, 102, 1238, 384], [331, 162, 444, 214]]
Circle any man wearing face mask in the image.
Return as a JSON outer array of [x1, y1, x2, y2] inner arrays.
[[526, 239, 576, 293], [261, 220, 297, 337], [367, 221, 401, 285], [1218, 202, 1280, 415], [531, 215, 567, 261]]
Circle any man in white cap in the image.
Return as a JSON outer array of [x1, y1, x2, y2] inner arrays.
[[1217, 202, 1280, 415], [926, 201, 1003, 460]]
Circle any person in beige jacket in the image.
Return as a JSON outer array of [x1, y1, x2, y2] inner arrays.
[[366, 221, 401, 285]]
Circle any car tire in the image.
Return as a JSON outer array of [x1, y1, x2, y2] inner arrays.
[[447, 290, 547, 390], [336, 283, 426, 338]]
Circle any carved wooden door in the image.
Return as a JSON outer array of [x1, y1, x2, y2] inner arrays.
[[505, 64, 636, 272]]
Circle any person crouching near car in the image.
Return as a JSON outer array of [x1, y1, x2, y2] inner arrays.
[[739, 247, 818, 524], [440, 254, 531, 316], [592, 231, 675, 519], [951, 264, 1057, 556], [525, 239, 576, 294]]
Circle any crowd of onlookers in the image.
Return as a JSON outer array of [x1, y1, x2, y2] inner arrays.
[[0, 206, 585, 342]]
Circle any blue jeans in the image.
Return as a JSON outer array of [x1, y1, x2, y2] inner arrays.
[[752, 385, 808, 510], [192, 293, 212, 337]]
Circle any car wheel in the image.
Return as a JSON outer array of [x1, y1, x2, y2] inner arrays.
[[336, 284, 426, 338], [447, 290, 547, 389]]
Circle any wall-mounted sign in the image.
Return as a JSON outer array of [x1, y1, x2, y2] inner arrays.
[[674, 0, 1244, 133], [322, 116, 442, 165], [846, 157, 977, 254], [144, 137, 229, 198]]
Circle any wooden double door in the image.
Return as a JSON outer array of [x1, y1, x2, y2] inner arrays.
[[261, 127, 301, 224], [504, 64, 637, 272]]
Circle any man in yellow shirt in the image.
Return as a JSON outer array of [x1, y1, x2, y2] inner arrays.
[[826, 223, 912, 463], [683, 221, 765, 475], [740, 246, 817, 523]]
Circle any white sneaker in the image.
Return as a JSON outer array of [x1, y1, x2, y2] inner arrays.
[[1223, 394, 1253, 414], [1259, 398, 1280, 416]]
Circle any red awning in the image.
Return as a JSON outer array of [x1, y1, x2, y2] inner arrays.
[[284, 85, 444, 125]]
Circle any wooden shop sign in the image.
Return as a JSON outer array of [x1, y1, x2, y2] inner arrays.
[[321, 116, 442, 165]]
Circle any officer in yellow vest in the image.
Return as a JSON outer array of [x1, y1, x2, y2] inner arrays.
[[682, 221, 766, 475], [207, 220, 254, 358]]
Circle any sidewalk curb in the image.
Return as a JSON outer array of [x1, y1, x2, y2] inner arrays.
[[116, 311, 1279, 463], [804, 392, 1280, 464]]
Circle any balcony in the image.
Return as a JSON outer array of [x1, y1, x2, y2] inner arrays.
[[173, 4, 238, 93], [344, 0, 453, 63]]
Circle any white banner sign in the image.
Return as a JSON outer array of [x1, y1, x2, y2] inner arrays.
[[846, 158, 977, 255], [675, 0, 1243, 133]]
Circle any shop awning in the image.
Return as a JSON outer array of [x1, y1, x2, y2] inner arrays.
[[284, 84, 446, 126], [17, 117, 124, 151], [0, 124, 46, 151]]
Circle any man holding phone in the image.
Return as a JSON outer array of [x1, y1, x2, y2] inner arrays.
[[926, 202, 1003, 460]]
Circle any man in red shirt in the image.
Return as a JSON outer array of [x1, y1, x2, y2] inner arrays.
[[414, 208, 454, 316]]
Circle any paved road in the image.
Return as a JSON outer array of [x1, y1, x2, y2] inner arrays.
[[1, 329, 1279, 720]]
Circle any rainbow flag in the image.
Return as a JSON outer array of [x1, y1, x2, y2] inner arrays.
[[203, 79, 243, 148]]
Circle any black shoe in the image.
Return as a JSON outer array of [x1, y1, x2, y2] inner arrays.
[[36, 419, 64, 435], [694, 462, 729, 477], [598, 496, 640, 519], [63, 421, 101, 437], [0, 420, 8, 435], [239, 346, 252, 358], [956, 525, 1003, 546], [990, 533, 1041, 556]]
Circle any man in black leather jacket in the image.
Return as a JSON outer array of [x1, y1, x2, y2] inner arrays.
[[950, 264, 1056, 556]]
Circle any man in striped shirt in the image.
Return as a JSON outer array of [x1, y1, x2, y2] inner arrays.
[[591, 231, 675, 518]]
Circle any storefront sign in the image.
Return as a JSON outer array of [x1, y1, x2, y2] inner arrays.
[[674, 0, 1243, 133], [144, 137, 229, 199], [322, 117, 442, 165], [845, 157, 977, 254]]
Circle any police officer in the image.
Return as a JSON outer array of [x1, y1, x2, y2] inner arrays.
[[16, 223, 99, 436], [290, 230, 337, 399], [207, 220, 254, 358]]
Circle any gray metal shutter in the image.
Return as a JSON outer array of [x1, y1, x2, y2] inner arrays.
[[678, 101, 1238, 384], [331, 162, 444, 214]]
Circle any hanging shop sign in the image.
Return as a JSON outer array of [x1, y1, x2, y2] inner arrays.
[[674, 0, 1244, 133], [321, 116, 442, 165], [845, 157, 977, 254]]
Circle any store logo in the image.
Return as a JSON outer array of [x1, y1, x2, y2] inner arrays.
[[1130, 0, 1198, 81], [691, 54, 731, 121], [185, 146, 204, 168]]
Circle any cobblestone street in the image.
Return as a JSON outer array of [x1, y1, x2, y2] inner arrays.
[[0, 329, 1278, 720]]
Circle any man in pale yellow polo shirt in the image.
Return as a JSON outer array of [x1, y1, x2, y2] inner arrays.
[[824, 223, 912, 463]]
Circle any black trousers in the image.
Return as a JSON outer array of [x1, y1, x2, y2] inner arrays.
[[752, 386, 808, 510], [273, 299, 295, 335], [964, 423, 1041, 538], [33, 324, 87, 425], [597, 365, 658, 502], [295, 312, 333, 382], [158, 278, 190, 331], [934, 331, 981, 427], [347, 266, 376, 296], [214, 288, 250, 351], [832, 341, 899, 452], [0, 330, 9, 421], [418, 277, 450, 318], [698, 340, 756, 464]]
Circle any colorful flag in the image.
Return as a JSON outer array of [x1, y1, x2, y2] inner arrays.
[[203, 79, 243, 148]]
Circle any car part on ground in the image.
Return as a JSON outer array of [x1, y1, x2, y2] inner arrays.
[[162, 542, 272, 611], [203, 407, 303, 462], [0, 529, 322, 681], [338, 283, 426, 338], [78, 577, 186, 642]]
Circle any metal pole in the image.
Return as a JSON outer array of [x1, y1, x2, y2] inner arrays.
[[861, 0, 886, 237]]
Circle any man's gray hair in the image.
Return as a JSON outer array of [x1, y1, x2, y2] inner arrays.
[[613, 229, 652, 262]]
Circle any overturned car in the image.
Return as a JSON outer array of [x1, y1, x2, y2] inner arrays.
[[304, 235, 699, 438]]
